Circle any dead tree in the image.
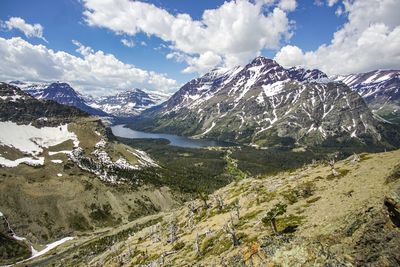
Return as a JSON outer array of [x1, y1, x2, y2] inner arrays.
[[215, 194, 224, 211], [194, 233, 200, 256], [224, 222, 239, 247], [351, 153, 360, 163], [186, 202, 196, 229], [151, 223, 161, 243], [329, 159, 339, 177], [233, 199, 241, 221], [168, 216, 179, 244]]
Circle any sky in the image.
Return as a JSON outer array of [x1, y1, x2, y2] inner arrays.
[[0, 0, 399, 96]]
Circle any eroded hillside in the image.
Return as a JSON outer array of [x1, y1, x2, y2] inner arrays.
[[21, 149, 400, 267]]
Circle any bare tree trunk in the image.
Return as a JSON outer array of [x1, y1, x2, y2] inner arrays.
[[194, 233, 200, 256], [270, 218, 278, 234], [224, 223, 239, 246]]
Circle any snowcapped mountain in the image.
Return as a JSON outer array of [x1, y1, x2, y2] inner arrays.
[[133, 57, 400, 148], [10, 81, 169, 118], [332, 70, 400, 123], [87, 89, 169, 118], [0, 82, 87, 126], [9, 81, 109, 117]]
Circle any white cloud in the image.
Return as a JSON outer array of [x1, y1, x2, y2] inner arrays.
[[121, 38, 135, 48], [275, 0, 400, 75], [182, 52, 223, 74], [327, 0, 338, 6], [0, 37, 178, 95], [82, 0, 295, 73], [278, 0, 297, 11], [1, 17, 47, 42]]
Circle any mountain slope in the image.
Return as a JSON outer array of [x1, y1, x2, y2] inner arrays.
[[10, 81, 109, 117], [333, 70, 400, 123], [87, 89, 169, 118], [0, 82, 88, 126], [133, 57, 399, 148], [0, 83, 180, 265], [22, 149, 400, 267]]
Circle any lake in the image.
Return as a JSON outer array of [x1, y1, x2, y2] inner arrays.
[[111, 124, 235, 148]]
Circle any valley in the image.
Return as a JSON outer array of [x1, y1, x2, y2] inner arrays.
[[1, 56, 400, 266]]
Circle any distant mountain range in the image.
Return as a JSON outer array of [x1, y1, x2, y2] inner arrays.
[[0, 82, 87, 126], [332, 70, 400, 123], [131, 56, 400, 149], [6, 60, 400, 137], [86, 89, 169, 118], [9, 81, 169, 118]]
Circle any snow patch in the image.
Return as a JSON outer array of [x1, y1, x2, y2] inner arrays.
[[29, 237, 74, 260], [0, 156, 44, 167], [262, 81, 288, 97], [0, 122, 78, 156]]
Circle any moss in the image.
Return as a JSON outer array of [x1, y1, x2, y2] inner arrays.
[[359, 154, 372, 161], [306, 196, 321, 204], [281, 188, 298, 204], [256, 190, 277, 204], [172, 241, 185, 251], [200, 231, 224, 256], [275, 215, 305, 234]]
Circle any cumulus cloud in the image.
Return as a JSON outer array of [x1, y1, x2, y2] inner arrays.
[[121, 38, 135, 48], [275, 0, 400, 75], [0, 37, 177, 95], [82, 0, 295, 73], [1, 17, 47, 42]]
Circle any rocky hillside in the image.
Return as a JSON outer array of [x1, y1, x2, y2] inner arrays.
[[87, 89, 169, 118], [13, 81, 110, 117], [0, 85, 180, 265], [132, 57, 400, 149], [21, 149, 400, 267], [333, 70, 400, 123]]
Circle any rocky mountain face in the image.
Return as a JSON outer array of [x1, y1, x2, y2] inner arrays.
[[332, 70, 400, 123], [0, 83, 88, 126], [133, 57, 399, 148], [11, 81, 110, 117], [87, 89, 169, 118]]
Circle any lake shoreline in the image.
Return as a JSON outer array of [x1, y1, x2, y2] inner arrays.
[[110, 124, 237, 149]]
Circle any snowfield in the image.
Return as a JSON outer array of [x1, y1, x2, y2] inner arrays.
[[0, 121, 79, 167], [0, 156, 44, 168]]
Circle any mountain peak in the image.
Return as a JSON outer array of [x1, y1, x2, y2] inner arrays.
[[249, 56, 277, 67]]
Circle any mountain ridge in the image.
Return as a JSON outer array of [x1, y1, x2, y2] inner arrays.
[[332, 69, 400, 123], [131, 57, 400, 149]]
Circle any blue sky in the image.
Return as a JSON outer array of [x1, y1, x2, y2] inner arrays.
[[0, 0, 398, 95]]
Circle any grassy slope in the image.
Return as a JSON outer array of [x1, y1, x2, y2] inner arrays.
[[23, 149, 400, 267], [0, 118, 179, 248]]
